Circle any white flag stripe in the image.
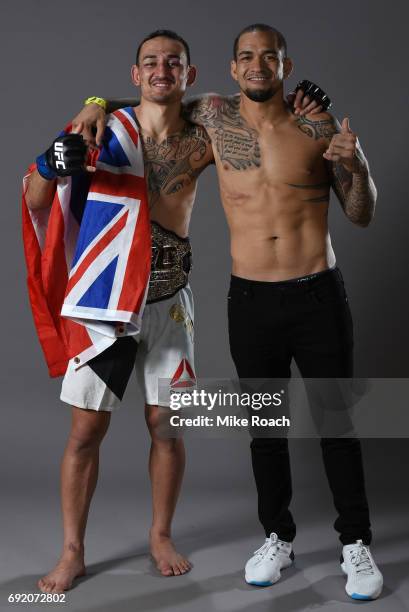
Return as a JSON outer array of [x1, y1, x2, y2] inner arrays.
[[69, 205, 129, 276], [87, 192, 139, 207], [108, 114, 144, 176], [107, 203, 139, 309], [64, 230, 126, 305], [117, 108, 140, 134]]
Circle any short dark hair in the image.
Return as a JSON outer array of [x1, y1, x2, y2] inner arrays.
[[136, 29, 191, 65], [233, 23, 287, 59]]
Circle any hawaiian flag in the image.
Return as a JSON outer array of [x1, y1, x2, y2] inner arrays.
[[22, 108, 150, 377]]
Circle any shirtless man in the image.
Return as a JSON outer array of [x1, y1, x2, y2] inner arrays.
[[25, 28, 320, 594], [75, 24, 382, 600]]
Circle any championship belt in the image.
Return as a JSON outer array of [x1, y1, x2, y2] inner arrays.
[[147, 222, 192, 303]]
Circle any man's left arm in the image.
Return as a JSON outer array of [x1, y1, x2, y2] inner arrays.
[[325, 116, 377, 227]]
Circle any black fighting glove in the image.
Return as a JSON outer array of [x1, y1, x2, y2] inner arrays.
[[36, 133, 88, 180], [295, 80, 332, 111]]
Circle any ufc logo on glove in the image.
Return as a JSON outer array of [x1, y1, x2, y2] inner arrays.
[[53, 142, 66, 170]]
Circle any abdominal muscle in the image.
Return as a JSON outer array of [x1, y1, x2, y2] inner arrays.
[[224, 194, 336, 281]]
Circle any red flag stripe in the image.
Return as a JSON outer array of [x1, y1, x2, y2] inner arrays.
[[113, 110, 139, 147], [65, 210, 128, 294]]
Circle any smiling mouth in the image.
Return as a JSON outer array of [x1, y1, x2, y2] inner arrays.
[[151, 81, 173, 89], [247, 76, 270, 82]]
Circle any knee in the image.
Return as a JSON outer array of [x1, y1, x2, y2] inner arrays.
[[68, 411, 110, 453], [145, 407, 163, 432], [145, 406, 184, 451]]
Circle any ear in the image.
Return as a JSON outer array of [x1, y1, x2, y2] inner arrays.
[[230, 59, 238, 82], [186, 65, 197, 87], [283, 57, 293, 80], [131, 64, 141, 87]]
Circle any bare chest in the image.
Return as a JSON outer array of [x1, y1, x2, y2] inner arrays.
[[212, 119, 329, 194]]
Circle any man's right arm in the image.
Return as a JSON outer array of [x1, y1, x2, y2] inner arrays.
[[25, 171, 56, 211], [71, 99, 139, 147]]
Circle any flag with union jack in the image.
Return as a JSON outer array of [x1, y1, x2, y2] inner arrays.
[[22, 108, 150, 377]]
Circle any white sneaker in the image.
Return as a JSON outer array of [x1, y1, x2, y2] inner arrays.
[[341, 540, 383, 600], [245, 532, 294, 586]]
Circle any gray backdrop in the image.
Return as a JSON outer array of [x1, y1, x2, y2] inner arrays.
[[1, 1, 408, 610]]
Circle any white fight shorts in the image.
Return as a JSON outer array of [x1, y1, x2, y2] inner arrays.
[[60, 285, 195, 411]]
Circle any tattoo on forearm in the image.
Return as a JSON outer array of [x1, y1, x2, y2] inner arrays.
[[328, 120, 375, 225], [186, 95, 261, 171], [141, 124, 211, 207]]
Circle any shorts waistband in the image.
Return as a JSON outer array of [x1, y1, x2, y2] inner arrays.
[[230, 267, 341, 291]]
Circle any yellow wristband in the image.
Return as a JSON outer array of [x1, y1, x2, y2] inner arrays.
[[84, 96, 107, 111]]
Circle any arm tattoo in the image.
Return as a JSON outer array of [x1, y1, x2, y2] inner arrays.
[[141, 124, 211, 208], [326, 118, 376, 226], [295, 113, 376, 223], [296, 115, 337, 140], [184, 95, 261, 171]]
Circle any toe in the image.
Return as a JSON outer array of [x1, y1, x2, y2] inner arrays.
[[158, 562, 173, 576]]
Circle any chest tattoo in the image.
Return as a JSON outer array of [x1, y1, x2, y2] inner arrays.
[[141, 124, 211, 207]]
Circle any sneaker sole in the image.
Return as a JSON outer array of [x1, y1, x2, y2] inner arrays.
[[245, 557, 294, 587], [340, 562, 382, 600]]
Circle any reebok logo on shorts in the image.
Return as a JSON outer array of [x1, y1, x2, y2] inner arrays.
[[171, 358, 196, 389]]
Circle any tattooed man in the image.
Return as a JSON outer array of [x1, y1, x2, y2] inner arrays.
[[190, 25, 380, 599], [29, 24, 382, 599], [26, 28, 321, 593]]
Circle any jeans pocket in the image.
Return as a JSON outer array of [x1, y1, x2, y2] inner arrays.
[[310, 283, 348, 306], [227, 286, 253, 309]]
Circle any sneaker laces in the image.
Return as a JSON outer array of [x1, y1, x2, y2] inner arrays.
[[253, 533, 279, 560], [349, 540, 374, 575]]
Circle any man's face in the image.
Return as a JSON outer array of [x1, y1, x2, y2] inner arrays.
[[132, 37, 195, 104], [231, 30, 292, 102]]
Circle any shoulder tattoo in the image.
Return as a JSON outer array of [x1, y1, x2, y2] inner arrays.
[[190, 96, 261, 171]]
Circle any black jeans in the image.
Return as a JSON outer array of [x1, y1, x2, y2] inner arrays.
[[227, 268, 372, 545]]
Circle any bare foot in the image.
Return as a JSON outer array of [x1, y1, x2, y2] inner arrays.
[[38, 552, 86, 593], [150, 532, 191, 576]]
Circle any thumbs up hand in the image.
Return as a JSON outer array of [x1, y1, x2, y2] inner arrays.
[[323, 117, 363, 173]]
